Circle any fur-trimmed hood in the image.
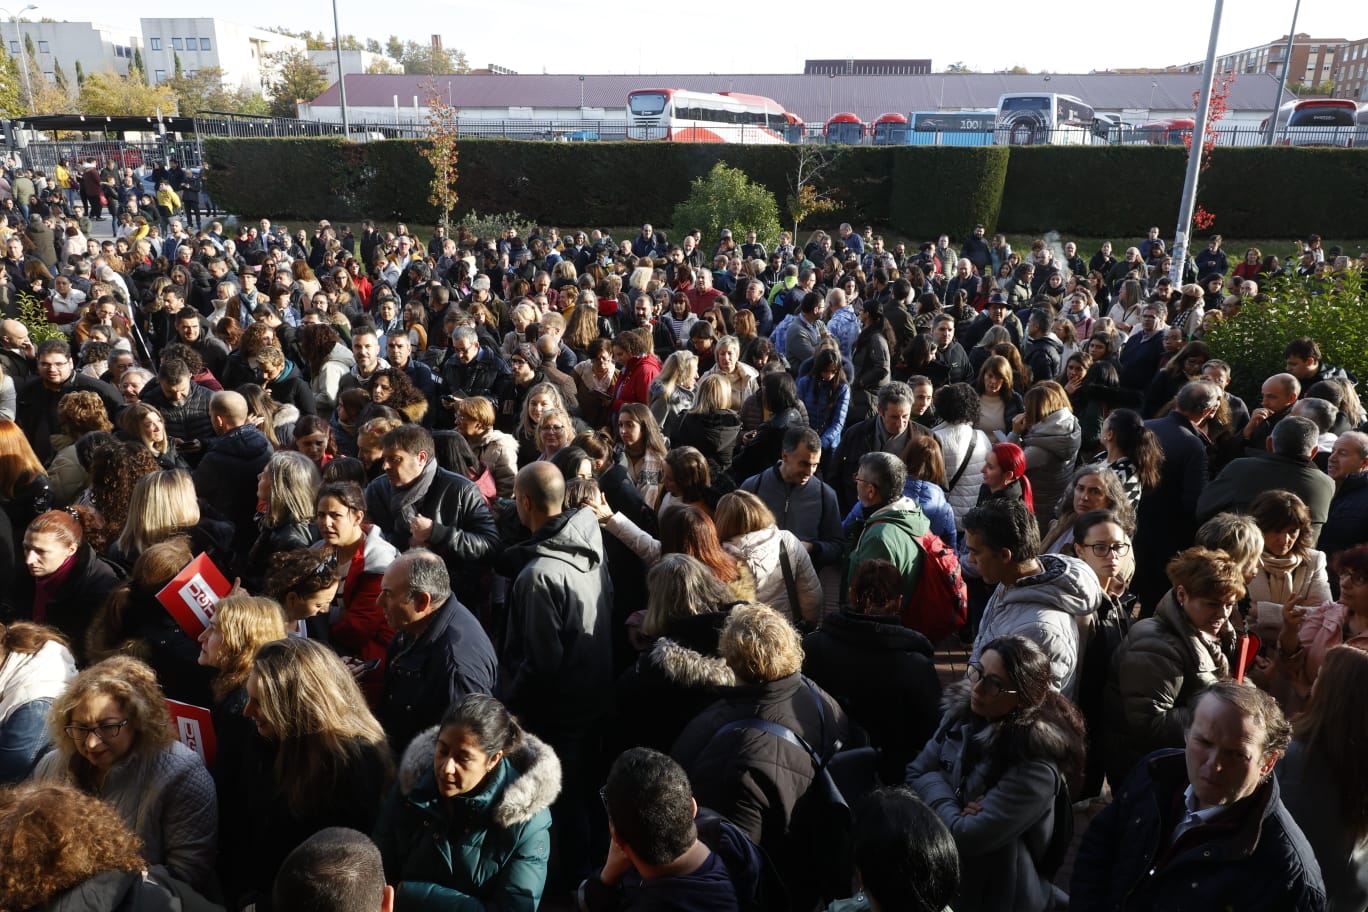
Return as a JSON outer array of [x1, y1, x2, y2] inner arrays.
[[650, 636, 736, 689], [937, 678, 1079, 768], [398, 726, 562, 828]]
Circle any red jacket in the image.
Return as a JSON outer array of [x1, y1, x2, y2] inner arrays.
[[612, 353, 661, 415]]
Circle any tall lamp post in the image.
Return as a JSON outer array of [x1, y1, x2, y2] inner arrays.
[[1170, 0, 1224, 286], [1, 4, 37, 115], [329, 0, 349, 136], [1264, 0, 1302, 145]]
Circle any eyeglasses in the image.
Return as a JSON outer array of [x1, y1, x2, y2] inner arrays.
[[1081, 541, 1131, 557], [64, 720, 129, 742], [541, 425, 566, 433], [966, 663, 1017, 697]]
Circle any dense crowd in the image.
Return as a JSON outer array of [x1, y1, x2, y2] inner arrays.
[[0, 171, 1366, 912]]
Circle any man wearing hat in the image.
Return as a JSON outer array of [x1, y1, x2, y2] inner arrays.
[[960, 292, 1024, 351]]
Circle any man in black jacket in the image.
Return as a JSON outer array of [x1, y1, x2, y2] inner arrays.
[[437, 326, 512, 429], [140, 357, 215, 466], [365, 424, 499, 607], [17, 339, 122, 463], [193, 391, 273, 566], [377, 549, 497, 754], [925, 314, 972, 389]]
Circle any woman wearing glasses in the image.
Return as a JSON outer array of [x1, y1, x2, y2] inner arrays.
[[34, 655, 218, 892], [906, 634, 1086, 912], [1040, 466, 1135, 570], [1101, 546, 1243, 791]]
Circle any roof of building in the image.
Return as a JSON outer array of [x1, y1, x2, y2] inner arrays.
[[311, 71, 1291, 121]]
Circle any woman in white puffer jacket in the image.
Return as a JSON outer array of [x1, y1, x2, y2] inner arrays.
[[933, 383, 993, 532], [716, 490, 822, 627]]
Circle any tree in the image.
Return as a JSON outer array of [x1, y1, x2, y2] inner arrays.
[[785, 145, 842, 238], [366, 57, 402, 75], [167, 66, 251, 116], [263, 48, 329, 118], [0, 47, 22, 117], [385, 36, 404, 61], [74, 59, 84, 86], [943, 62, 976, 73], [365, 38, 381, 54], [671, 163, 782, 252], [399, 40, 470, 75], [173, 53, 182, 79], [132, 49, 146, 83], [1180, 72, 1234, 233], [78, 70, 177, 116], [53, 60, 66, 92], [1005, 65, 1029, 75], [419, 78, 460, 233]]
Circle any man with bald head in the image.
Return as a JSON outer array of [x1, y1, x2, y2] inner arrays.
[[0, 318, 34, 380], [1243, 372, 1300, 454], [505, 460, 613, 886], [1319, 431, 1368, 564], [194, 389, 273, 567]]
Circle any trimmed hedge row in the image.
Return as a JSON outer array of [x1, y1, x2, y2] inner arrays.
[[203, 137, 1366, 239]]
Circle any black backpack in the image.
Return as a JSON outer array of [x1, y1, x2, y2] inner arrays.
[[710, 678, 879, 906]]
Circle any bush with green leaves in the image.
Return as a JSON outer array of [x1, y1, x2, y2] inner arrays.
[[459, 210, 540, 242], [670, 162, 782, 252], [1203, 267, 1368, 403], [17, 292, 65, 345]]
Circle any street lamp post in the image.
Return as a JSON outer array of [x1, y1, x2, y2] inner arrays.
[[1264, 0, 1302, 145], [330, 0, 349, 137], [1, 4, 37, 115], [1171, 0, 1224, 286]]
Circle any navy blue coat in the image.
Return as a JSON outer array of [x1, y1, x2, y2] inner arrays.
[[1134, 412, 1208, 612], [1071, 750, 1326, 912]]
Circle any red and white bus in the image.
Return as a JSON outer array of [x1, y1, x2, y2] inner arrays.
[[824, 112, 866, 144], [1137, 117, 1194, 145], [1262, 98, 1359, 147], [626, 89, 790, 143]]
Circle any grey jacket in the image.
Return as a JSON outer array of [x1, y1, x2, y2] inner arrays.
[[34, 740, 218, 892], [971, 553, 1101, 701], [1013, 407, 1082, 525]]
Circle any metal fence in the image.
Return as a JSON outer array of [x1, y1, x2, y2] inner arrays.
[[22, 138, 204, 176]]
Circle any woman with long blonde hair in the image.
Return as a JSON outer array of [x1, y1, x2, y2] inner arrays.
[[220, 637, 393, 904]]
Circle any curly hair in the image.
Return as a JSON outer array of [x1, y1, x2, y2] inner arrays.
[[298, 323, 343, 376], [265, 545, 342, 614], [57, 390, 113, 438], [88, 441, 161, 549], [364, 367, 427, 417], [45, 655, 174, 790], [0, 781, 147, 908], [720, 603, 803, 683]]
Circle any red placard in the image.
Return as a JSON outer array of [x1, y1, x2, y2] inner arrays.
[[155, 554, 231, 639], [1234, 633, 1261, 684], [166, 699, 217, 770]]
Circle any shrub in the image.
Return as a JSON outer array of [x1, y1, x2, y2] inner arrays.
[[460, 210, 540, 240], [1203, 268, 1368, 403], [998, 146, 1185, 237], [17, 292, 64, 344], [670, 162, 782, 251], [891, 146, 1010, 240]]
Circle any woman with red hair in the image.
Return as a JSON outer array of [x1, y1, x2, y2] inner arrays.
[[978, 441, 1034, 514]]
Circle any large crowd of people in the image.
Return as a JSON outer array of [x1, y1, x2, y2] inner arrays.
[[0, 176, 1365, 911]]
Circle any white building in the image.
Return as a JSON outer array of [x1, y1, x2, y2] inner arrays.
[[3, 20, 140, 82], [308, 49, 398, 83], [139, 18, 304, 94]]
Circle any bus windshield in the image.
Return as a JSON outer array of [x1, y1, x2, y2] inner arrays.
[[1000, 96, 1049, 112], [629, 93, 668, 116], [1289, 105, 1355, 127]]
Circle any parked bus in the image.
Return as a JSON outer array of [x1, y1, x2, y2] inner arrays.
[[871, 112, 911, 145], [908, 111, 996, 146], [824, 112, 865, 144], [626, 88, 790, 143], [1137, 117, 1194, 146], [782, 112, 806, 144], [994, 93, 1095, 145], [1261, 98, 1358, 147]]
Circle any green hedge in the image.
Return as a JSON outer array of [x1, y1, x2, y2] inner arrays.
[[203, 137, 1368, 239], [892, 147, 1010, 240], [998, 146, 1186, 236]]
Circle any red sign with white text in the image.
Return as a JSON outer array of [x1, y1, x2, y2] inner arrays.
[[166, 699, 217, 769], [156, 554, 231, 639]]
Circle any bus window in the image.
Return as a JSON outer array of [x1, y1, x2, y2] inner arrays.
[[629, 93, 668, 116]]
